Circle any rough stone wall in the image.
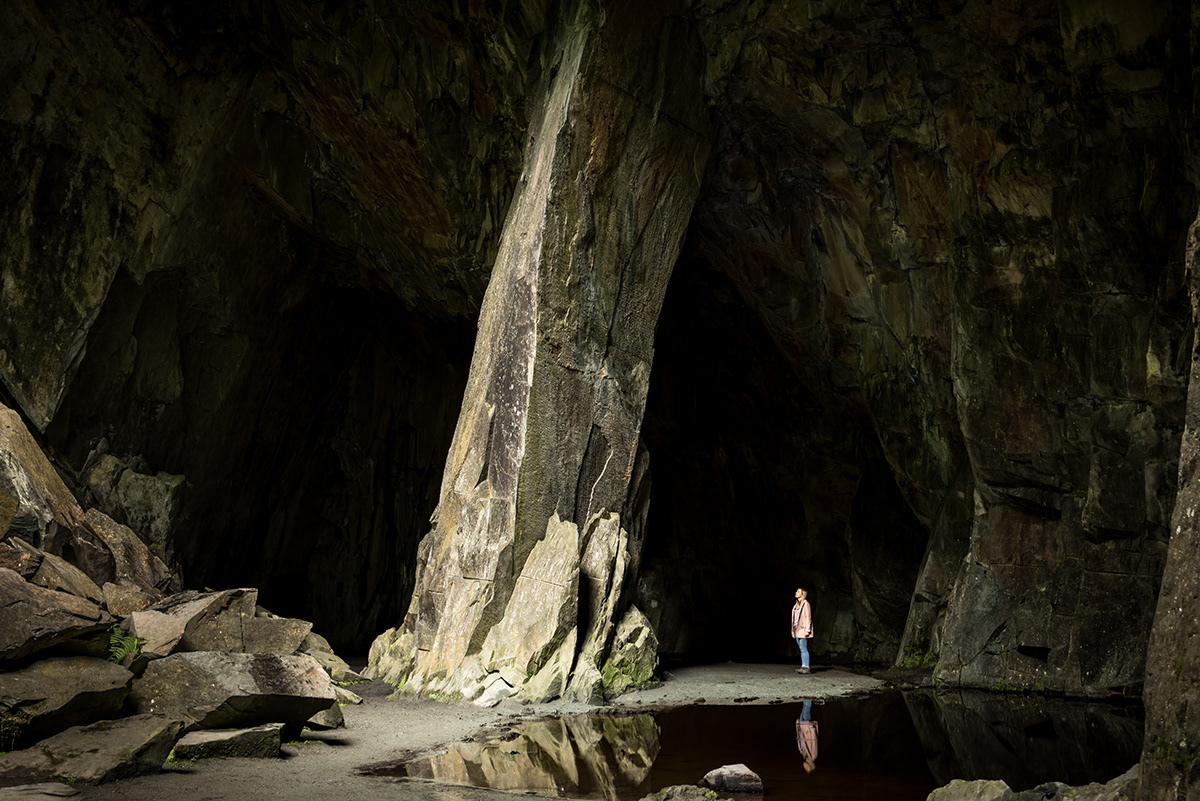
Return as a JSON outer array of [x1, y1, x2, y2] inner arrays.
[[626, 0, 1193, 693], [1141, 213, 1200, 801], [0, 0, 539, 650]]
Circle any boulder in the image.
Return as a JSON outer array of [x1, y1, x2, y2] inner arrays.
[[305, 703, 344, 731], [0, 538, 42, 579], [333, 685, 362, 706], [101, 582, 156, 616], [128, 588, 252, 657], [123, 588, 313, 657], [121, 610, 187, 659], [601, 606, 658, 695], [83, 509, 173, 596], [928, 780, 1014, 801], [0, 714, 183, 785], [0, 657, 132, 750], [240, 616, 312, 656], [0, 405, 115, 587], [639, 787, 732, 801], [82, 454, 183, 577], [128, 651, 336, 731], [29, 551, 103, 606], [298, 631, 363, 684], [0, 568, 111, 664], [699, 764, 764, 794], [170, 723, 284, 760], [362, 626, 414, 687]]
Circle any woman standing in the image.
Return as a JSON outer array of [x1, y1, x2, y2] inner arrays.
[[792, 588, 813, 674]]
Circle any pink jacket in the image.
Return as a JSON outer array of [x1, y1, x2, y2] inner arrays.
[[791, 600, 813, 638], [796, 719, 819, 760]]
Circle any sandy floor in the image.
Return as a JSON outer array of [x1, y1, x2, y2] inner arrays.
[[71, 662, 885, 801]]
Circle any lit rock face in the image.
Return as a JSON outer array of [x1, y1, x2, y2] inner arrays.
[[369, 4, 709, 702]]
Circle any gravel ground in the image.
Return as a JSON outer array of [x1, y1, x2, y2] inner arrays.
[[64, 662, 885, 801]]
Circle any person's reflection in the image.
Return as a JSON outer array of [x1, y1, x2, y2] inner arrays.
[[796, 699, 819, 773]]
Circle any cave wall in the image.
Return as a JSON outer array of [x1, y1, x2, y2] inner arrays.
[[0, 0, 543, 650], [1, 0, 1199, 725], [626, 0, 1194, 696]]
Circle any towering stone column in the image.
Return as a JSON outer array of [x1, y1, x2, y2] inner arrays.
[[366, 2, 709, 703], [1141, 214, 1200, 801]]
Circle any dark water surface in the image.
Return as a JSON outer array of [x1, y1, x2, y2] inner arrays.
[[374, 690, 1143, 800]]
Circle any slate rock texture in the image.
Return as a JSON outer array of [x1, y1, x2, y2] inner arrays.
[[128, 651, 335, 731], [370, 0, 709, 703], [0, 714, 183, 786], [0, 569, 111, 664], [0, 657, 132, 751], [1141, 214, 1200, 800], [171, 723, 284, 761]]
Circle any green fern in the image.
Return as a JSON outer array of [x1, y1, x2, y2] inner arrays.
[[107, 625, 145, 663]]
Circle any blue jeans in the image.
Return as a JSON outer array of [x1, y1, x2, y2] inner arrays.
[[795, 637, 810, 668]]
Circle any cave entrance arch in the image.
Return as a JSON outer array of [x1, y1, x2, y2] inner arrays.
[[637, 246, 930, 666]]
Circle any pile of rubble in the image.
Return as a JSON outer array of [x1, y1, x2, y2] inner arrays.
[[0, 403, 360, 787]]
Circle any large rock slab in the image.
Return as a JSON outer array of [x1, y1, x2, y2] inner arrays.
[[28, 550, 104, 606], [82, 509, 173, 596], [475, 513, 581, 701], [82, 454, 183, 578], [0, 714, 183, 785], [297, 631, 362, 684], [0, 568, 111, 664], [128, 651, 335, 731], [600, 605, 658, 697], [0, 538, 42, 579], [123, 589, 312, 659], [0, 405, 114, 586], [171, 723, 284, 760], [0, 657, 132, 750]]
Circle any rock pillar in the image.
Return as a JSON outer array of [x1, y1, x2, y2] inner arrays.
[[366, 2, 709, 702], [1141, 214, 1200, 801]]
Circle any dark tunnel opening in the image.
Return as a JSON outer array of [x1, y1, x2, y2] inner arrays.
[[639, 243, 930, 667], [50, 228, 476, 654]]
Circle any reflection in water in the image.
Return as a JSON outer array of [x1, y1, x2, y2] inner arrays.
[[796, 698, 819, 773], [906, 689, 1144, 790], [403, 713, 659, 800], [369, 690, 1143, 801]]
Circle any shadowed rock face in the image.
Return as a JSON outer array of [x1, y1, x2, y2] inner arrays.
[[635, 0, 1194, 698], [1, 0, 1199, 749]]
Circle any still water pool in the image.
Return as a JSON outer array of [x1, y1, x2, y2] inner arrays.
[[367, 690, 1142, 800]]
